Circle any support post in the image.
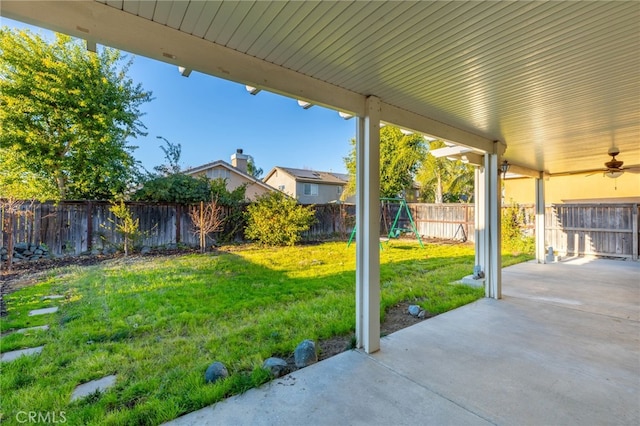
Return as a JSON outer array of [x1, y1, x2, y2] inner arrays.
[[474, 166, 486, 271], [483, 144, 503, 299], [632, 203, 638, 261], [355, 96, 381, 354], [535, 175, 546, 263]]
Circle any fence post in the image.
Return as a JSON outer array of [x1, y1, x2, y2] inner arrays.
[[633, 203, 638, 261], [175, 204, 181, 244], [86, 201, 93, 251]]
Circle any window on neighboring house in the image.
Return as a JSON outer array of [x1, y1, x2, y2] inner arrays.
[[278, 185, 285, 191], [303, 183, 318, 196], [207, 169, 230, 180], [337, 186, 343, 196]]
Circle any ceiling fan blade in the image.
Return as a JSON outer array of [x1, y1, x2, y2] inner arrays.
[[584, 171, 604, 177]]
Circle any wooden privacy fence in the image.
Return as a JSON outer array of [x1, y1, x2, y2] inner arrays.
[[2, 201, 637, 259], [0, 201, 237, 256], [545, 203, 639, 260]]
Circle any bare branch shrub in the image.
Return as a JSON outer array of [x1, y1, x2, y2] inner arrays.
[[190, 200, 225, 253]]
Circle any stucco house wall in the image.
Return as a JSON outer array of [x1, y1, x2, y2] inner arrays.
[[264, 167, 353, 204], [505, 173, 640, 204], [184, 156, 276, 201]]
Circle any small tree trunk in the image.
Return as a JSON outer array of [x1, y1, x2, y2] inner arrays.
[[199, 201, 205, 253]]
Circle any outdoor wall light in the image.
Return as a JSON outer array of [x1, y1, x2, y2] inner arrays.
[[245, 85, 261, 95], [500, 160, 510, 179], [297, 100, 313, 109], [338, 111, 353, 120], [178, 66, 192, 77]]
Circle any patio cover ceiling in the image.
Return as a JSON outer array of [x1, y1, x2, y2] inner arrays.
[[2, 1, 639, 176]]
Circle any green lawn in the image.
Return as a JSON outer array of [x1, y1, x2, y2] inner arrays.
[[0, 241, 532, 425]]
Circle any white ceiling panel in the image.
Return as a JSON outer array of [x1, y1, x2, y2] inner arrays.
[[2, 0, 638, 176]]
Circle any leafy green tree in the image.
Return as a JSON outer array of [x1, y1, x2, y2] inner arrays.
[[344, 126, 426, 198], [108, 201, 141, 257], [245, 192, 316, 246], [416, 140, 475, 203], [0, 28, 152, 200], [132, 174, 212, 203]]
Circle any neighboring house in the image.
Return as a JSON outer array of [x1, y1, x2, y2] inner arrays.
[[184, 149, 275, 201], [263, 166, 354, 204]]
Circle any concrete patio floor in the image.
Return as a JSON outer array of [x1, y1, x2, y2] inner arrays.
[[167, 257, 640, 426]]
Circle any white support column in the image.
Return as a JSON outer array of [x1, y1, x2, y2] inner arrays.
[[483, 145, 503, 299], [474, 166, 486, 271], [355, 96, 381, 354], [535, 175, 546, 263]]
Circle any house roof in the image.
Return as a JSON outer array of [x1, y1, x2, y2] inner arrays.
[[3, 1, 639, 177], [264, 167, 349, 185], [184, 160, 276, 193]]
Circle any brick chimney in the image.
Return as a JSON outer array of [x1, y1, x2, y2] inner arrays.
[[231, 148, 248, 173]]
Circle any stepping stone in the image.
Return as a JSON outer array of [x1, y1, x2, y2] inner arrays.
[[28, 307, 58, 316], [16, 325, 50, 334], [0, 346, 44, 363], [71, 375, 117, 402], [42, 295, 64, 300]]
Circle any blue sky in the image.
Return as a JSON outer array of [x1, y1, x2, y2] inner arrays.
[[3, 17, 355, 175]]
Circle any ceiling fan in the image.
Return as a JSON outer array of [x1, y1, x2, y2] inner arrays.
[[586, 147, 640, 178]]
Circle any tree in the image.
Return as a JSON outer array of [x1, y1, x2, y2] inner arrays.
[[416, 140, 475, 203], [190, 200, 225, 253], [108, 201, 141, 257], [153, 136, 182, 176], [247, 155, 263, 179], [343, 126, 426, 199], [0, 28, 152, 200]]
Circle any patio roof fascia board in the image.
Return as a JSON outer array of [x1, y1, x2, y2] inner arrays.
[[380, 103, 495, 154]]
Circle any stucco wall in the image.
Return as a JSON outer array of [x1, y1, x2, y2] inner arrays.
[[264, 172, 296, 198], [189, 165, 272, 201], [504, 173, 640, 204], [296, 181, 344, 204]]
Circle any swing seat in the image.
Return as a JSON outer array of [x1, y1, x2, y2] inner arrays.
[[389, 228, 404, 238], [389, 228, 407, 238]]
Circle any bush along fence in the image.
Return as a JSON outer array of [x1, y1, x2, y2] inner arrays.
[[1, 201, 637, 261]]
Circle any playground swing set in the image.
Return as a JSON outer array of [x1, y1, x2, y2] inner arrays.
[[347, 198, 424, 248]]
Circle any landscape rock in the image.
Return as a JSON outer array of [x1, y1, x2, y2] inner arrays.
[[205, 361, 229, 384], [140, 246, 151, 255], [1, 243, 50, 263], [408, 305, 421, 316], [294, 340, 317, 368], [263, 357, 288, 378]]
